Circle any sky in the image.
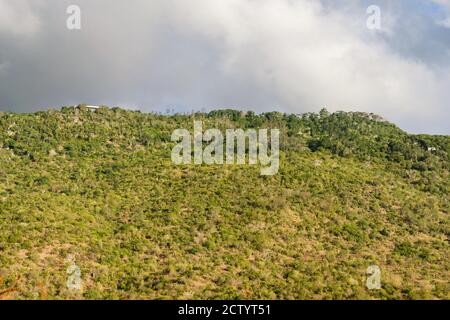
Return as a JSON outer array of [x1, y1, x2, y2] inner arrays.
[[0, 0, 449, 134]]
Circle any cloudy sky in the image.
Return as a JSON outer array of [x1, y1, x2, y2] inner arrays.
[[0, 0, 449, 134]]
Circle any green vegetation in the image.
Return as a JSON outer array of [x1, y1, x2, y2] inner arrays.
[[0, 106, 448, 299]]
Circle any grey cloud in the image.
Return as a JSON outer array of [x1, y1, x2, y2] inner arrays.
[[0, 0, 449, 134]]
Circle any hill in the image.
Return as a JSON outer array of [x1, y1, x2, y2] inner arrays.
[[0, 106, 448, 299]]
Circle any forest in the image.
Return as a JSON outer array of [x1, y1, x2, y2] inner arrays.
[[0, 105, 448, 299]]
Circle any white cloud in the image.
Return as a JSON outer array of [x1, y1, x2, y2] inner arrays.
[[0, 0, 42, 35], [0, 0, 449, 133], [431, 0, 450, 27], [160, 0, 450, 132]]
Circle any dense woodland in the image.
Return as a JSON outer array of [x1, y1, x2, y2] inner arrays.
[[0, 106, 448, 299]]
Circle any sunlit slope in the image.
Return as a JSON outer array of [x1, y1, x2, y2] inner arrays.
[[0, 106, 448, 299]]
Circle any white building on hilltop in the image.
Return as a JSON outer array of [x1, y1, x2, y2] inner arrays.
[[75, 104, 101, 111], [85, 105, 100, 111]]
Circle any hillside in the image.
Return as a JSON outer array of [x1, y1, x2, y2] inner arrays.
[[0, 106, 448, 299]]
